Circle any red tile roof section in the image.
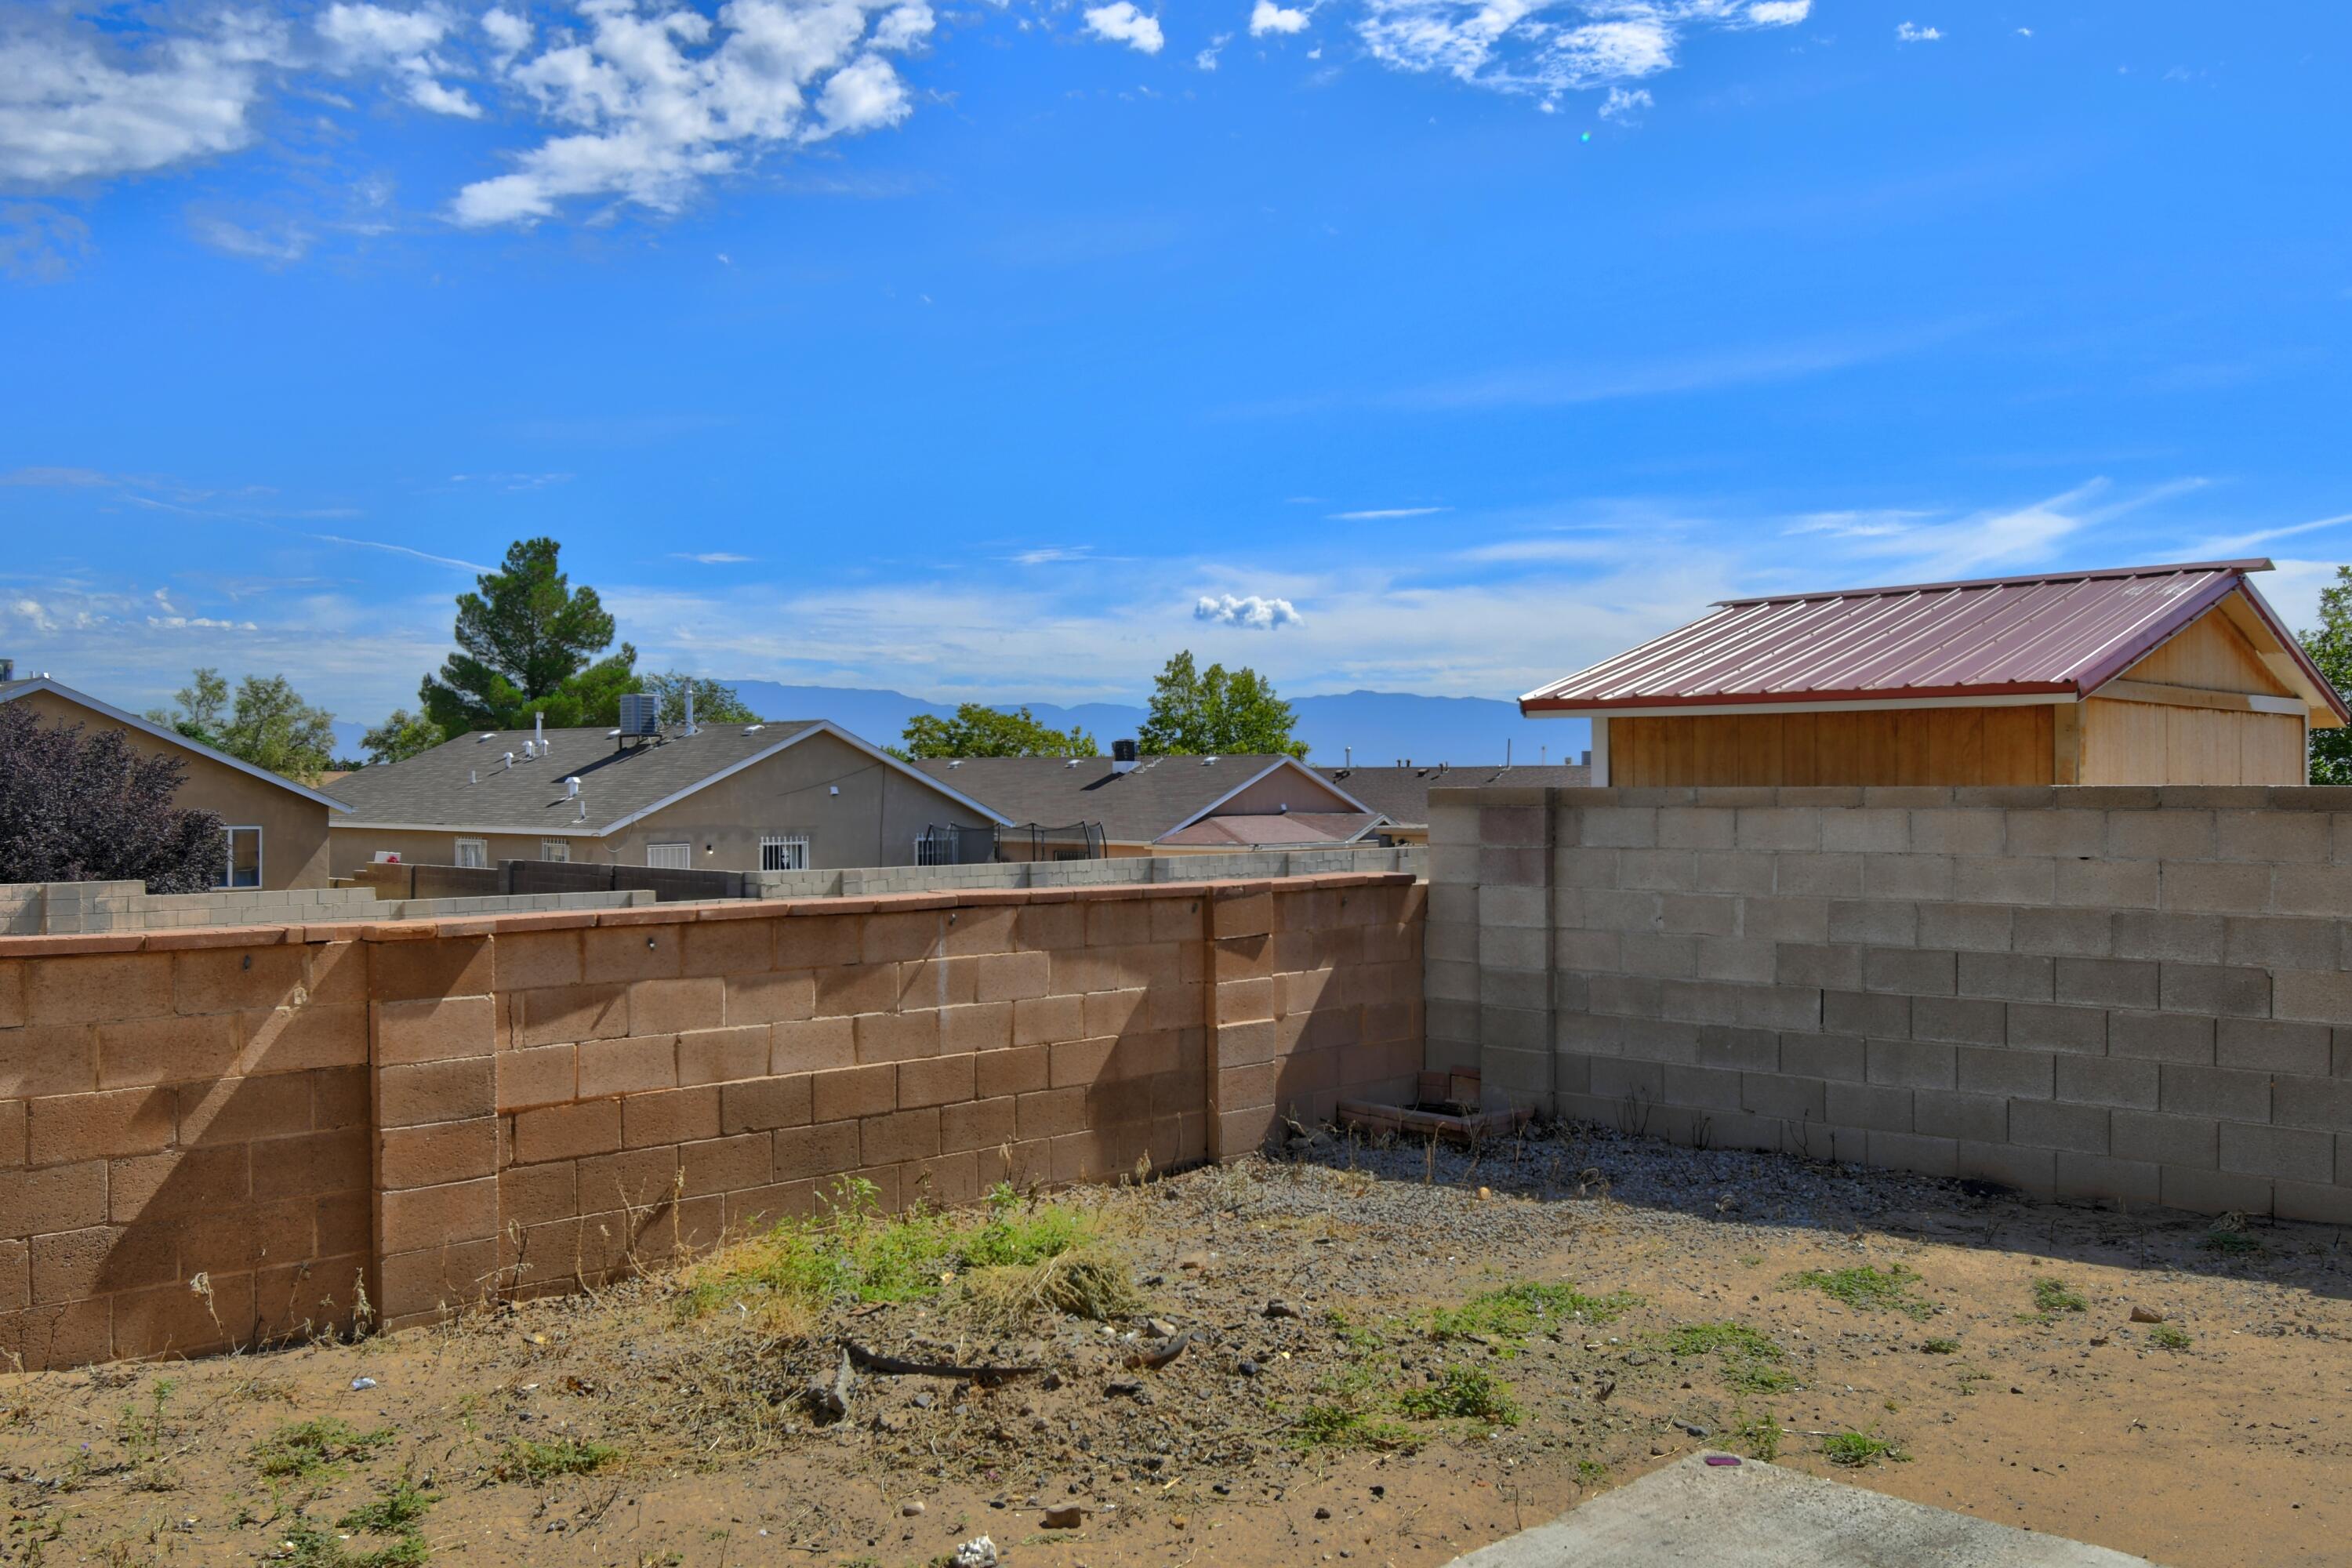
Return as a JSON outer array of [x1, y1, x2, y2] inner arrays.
[[1522, 559, 2348, 720]]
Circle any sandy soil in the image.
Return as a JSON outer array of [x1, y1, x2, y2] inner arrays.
[[3, 1125, 2347, 1568]]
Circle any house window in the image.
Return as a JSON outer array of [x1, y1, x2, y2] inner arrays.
[[455, 837, 489, 869], [220, 826, 263, 889], [760, 834, 810, 872], [540, 840, 571, 862], [646, 842, 691, 869]]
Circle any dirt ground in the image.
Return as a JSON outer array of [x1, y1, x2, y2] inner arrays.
[[4, 1124, 2348, 1568]]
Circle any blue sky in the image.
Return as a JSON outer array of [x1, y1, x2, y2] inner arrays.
[[2, 0, 2348, 736]]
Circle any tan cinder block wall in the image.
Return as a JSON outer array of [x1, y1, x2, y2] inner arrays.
[[1431, 782, 2352, 1224], [0, 869, 1421, 1364]]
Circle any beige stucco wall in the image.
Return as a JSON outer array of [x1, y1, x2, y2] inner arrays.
[[13, 688, 334, 889], [329, 730, 996, 875], [1203, 762, 1363, 817]]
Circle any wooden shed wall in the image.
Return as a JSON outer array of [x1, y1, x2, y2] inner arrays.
[[2078, 701, 2305, 786], [1607, 706, 2055, 788], [2122, 607, 2296, 697]]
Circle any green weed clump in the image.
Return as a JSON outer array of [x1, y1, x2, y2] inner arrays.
[[1921, 1337, 1960, 1355], [1398, 1365, 1523, 1427], [1788, 1264, 1933, 1322], [1429, 1281, 1639, 1352], [252, 1418, 396, 1480], [1821, 1430, 1908, 1468], [1661, 1322, 1794, 1394], [2028, 1277, 2088, 1319], [492, 1437, 619, 1483], [280, 1475, 437, 1567], [1732, 1408, 1781, 1461], [2201, 1228, 2261, 1256], [2148, 1323, 2193, 1351], [678, 1178, 1105, 1331]]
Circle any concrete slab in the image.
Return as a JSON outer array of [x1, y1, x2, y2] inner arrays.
[[1446, 1454, 2159, 1568]]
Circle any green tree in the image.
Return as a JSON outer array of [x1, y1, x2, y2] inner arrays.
[[2299, 566, 2352, 784], [151, 669, 336, 783], [1136, 651, 1305, 758], [360, 707, 444, 766], [419, 538, 631, 735], [898, 704, 1097, 760], [641, 671, 760, 727]]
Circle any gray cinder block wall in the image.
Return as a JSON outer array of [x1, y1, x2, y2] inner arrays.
[[1428, 783, 2352, 1223]]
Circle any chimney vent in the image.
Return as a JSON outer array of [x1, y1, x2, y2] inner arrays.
[[565, 777, 580, 799], [0, 658, 13, 682], [1112, 739, 1139, 775]]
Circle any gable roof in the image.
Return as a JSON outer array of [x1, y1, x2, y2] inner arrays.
[[325, 720, 1013, 835], [1316, 763, 1592, 826], [905, 753, 1374, 844], [0, 677, 354, 812], [1521, 559, 2349, 724]]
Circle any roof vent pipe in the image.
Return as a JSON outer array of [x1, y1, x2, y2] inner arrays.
[[503, 751, 515, 769], [565, 777, 580, 798], [684, 688, 696, 737], [1344, 745, 1351, 769], [535, 711, 543, 750], [575, 799, 587, 822], [469, 769, 477, 785]]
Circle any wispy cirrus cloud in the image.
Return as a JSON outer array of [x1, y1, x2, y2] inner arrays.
[[1329, 505, 1449, 520], [673, 551, 757, 564]]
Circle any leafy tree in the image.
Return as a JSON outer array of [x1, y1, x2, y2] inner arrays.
[[0, 705, 227, 891], [360, 707, 444, 766], [419, 538, 631, 735], [151, 669, 337, 783], [898, 704, 1098, 760], [2299, 566, 2352, 784], [1137, 651, 1305, 758], [641, 671, 760, 727]]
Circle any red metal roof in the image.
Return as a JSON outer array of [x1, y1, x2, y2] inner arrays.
[[1522, 559, 2349, 720]]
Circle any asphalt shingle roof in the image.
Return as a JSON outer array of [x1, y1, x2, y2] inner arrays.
[[1312, 763, 1591, 827], [906, 754, 1365, 844], [324, 722, 832, 833]]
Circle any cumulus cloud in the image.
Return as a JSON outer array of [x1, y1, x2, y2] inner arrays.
[[1196, 31, 1232, 68], [1354, 0, 1802, 108], [0, 13, 287, 186], [1250, 1, 1312, 37], [1195, 593, 1305, 630], [1083, 3, 1165, 54], [451, 0, 935, 226], [316, 3, 482, 117], [1896, 21, 1942, 42]]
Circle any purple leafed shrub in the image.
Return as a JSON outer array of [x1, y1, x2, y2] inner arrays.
[[0, 703, 227, 892]]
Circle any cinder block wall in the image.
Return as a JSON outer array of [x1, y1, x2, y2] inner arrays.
[[1429, 785, 2352, 1223], [0, 870, 1421, 1366]]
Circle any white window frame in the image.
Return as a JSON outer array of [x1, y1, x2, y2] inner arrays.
[[220, 826, 263, 889], [455, 837, 489, 869], [645, 841, 691, 869], [539, 839, 571, 863], [760, 833, 810, 872]]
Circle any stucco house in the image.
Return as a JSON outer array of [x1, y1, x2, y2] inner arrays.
[[1, 671, 352, 889], [322, 718, 1010, 877]]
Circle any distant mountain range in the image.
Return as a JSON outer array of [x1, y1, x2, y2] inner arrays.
[[724, 681, 1591, 767], [331, 682, 1591, 766]]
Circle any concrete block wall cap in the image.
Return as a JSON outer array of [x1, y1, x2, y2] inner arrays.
[[862, 891, 960, 911], [1021, 887, 1080, 904], [0, 931, 149, 957], [691, 902, 785, 924], [433, 917, 505, 938], [2155, 786, 2278, 808], [137, 924, 299, 951], [303, 920, 377, 943], [364, 921, 441, 942], [2261, 787, 2352, 811], [594, 906, 691, 927], [787, 898, 873, 916], [946, 888, 1042, 907], [477, 910, 604, 933], [2061, 786, 2163, 808], [1208, 880, 1277, 895]]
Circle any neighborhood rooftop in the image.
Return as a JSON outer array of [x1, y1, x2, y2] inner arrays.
[[326, 720, 1011, 834], [906, 753, 1379, 846], [1314, 763, 1590, 827], [1519, 557, 2348, 722]]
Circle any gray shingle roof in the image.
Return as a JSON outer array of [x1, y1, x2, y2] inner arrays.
[[1312, 763, 1589, 827], [906, 754, 1367, 844], [322, 720, 1009, 835]]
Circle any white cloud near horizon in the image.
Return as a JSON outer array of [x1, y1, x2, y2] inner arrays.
[[1195, 592, 1305, 629], [1896, 22, 1942, 43], [1083, 2, 1166, 54]]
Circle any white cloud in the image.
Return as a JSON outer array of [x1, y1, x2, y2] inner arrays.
[[189, 212, 315, 263], [480, 6, 534, 64], [1330, 506, 1449, 520], [1598, 84, 1650, 120], [1781, 478, 2208, 581], [1195, 593, 1305, 630], [318, 3, 482, 118], [451, 0, 931, 226], [1896, 22, 1943, 43], [1250, 1, 1312, 37], [1196, 32, 1232, 68], [674, 551, 757, 564], [1083, 3, 1166, 54], [0, 13, 287, 185], [1354, 0, 1804, 108], [0, 203, 93, 281]]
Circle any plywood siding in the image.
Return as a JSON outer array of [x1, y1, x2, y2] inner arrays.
[[1610, 706, 2055, 787], [2081, 699, 2305, 785], [2121, 607, 2296, 696]]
